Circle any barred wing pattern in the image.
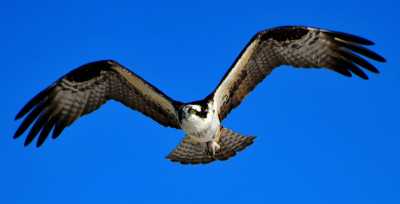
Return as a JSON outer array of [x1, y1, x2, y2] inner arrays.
[[211, 26, 386, 120], [14, 60, 182, 147]]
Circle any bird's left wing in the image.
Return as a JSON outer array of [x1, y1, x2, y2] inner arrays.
[[209, 26, 386, 121], [14, 60, 182, 147]]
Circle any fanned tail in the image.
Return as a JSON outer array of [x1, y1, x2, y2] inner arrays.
[[166, 128, 255, 165]]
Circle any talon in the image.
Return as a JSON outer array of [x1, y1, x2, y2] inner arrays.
[[207, 141, 220, 156]]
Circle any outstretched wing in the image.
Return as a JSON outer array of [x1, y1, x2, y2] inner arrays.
[[210, 26, 386, 120], [14, 60, 182, 147]]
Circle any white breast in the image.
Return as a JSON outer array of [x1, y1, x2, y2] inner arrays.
[[180, 103, 220, 143]]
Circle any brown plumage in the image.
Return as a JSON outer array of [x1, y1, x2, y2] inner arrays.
[[14, 25, 385, 165], [166, 128, 255, 164], [14, 60, 182, 147], [210, 26, 385, 121]]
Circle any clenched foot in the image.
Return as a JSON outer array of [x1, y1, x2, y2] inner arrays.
[[206, 141, 221, 156]]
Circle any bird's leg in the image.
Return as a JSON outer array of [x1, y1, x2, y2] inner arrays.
[[206, 141, 221, 156]]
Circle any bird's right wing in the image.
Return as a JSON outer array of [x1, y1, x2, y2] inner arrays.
[[14, 60, 182, 147], [209, 26, 386, 121]]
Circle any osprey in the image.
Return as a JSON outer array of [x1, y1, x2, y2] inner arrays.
[[14, 26, 385, 164]]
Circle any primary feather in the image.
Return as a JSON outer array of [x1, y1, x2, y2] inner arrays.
[[210, 26, 385, 121], [14, 25, 385, 163], [14, 60, 182, 147]]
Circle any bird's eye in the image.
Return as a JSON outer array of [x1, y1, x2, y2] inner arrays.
[[189, 108, 197, 114]]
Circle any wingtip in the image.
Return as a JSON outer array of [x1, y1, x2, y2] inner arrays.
[[13, 132, 20, 139], [23, 140, 31, 147], [327, 29, 386, 64], [328, 30, 375, 46], [336, 36, 386, 64], [13, 128, 24, 139], [15, 113, 23, 121], [247, 135, 256, 143], [35, 141, 44, 148], [378, 56, 387, 63], [371, 53, 386, 63]]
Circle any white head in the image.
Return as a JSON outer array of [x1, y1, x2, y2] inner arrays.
[[179, 102, 220, 138], [181, 104, 206, 121], [180, 103, 216, 134]]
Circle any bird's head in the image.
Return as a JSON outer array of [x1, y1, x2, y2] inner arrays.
[[179, 104, 209, 122]]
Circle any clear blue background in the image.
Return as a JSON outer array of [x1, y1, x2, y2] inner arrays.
[[1, 0, 399, 203]]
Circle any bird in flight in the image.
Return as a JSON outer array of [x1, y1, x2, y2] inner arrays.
[[14, 26, 385, 164]]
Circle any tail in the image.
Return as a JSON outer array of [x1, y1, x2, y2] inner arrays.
[[166, 128, 255, 165]]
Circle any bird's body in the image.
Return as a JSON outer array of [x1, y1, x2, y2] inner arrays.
[[180, 103, 219, 143], [13, 26, 386, 164], [179, 102, 222, 155]]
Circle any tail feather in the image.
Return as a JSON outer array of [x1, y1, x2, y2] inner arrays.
[[166, 128, 255, 165]]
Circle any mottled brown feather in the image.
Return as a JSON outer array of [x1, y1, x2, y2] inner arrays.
[[210, 26, 385, 120], [14, 60, 182, 147], [166, 128, 255, 165]]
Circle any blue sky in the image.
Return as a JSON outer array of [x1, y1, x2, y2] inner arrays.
[[1, 0, 399, 203]]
